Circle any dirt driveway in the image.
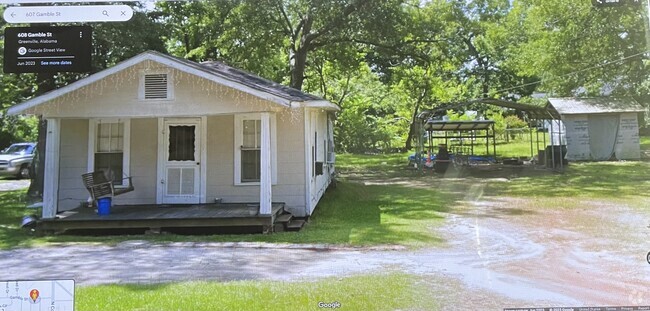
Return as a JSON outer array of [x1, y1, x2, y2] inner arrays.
[[0, 178, 30, 191], [1, 180, 649, 309], [437, 183, 650, 307]]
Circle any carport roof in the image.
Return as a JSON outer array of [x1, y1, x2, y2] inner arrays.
[[424, 120, 494, 131], [418, 99, 554, 120]]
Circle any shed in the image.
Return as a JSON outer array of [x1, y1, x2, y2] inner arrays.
[[546, 98, 645, 161]]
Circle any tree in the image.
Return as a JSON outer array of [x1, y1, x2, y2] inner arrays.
[[309, 62, 406, 153], [156, 0, 409, 90], [506, 0, 648, 99], [0, 9, 40, 148]]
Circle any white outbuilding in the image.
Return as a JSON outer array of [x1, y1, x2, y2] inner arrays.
[[546, 97, 645, 161]]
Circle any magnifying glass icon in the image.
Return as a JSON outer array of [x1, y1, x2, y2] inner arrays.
[[102, 10, 109, 17]]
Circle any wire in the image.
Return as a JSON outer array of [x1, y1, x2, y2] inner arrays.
[[485, 50, 649, 97]]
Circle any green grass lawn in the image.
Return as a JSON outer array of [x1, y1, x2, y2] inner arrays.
[[471, 134, 551, 158], [482, 161, 650, 211], [77, 273, 436, 311], [494, 139, 546, 158], [490, 135, 650, 203], [335, 152, 412, 178], [641, 135, 650, 150]]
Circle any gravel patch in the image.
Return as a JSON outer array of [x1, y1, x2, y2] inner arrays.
[[0, 179, 30, 191]]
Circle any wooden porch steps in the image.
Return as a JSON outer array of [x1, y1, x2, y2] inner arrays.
[[272, 212, 292, 232], [286, 219, 306, 231], [272, 212, 307, 232], [275, 214, 292, 223]]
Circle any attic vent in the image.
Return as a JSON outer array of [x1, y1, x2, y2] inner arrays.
[[144, 74, 169, 99]]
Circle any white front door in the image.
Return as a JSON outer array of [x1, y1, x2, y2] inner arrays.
[[161, 118, 202, 204]]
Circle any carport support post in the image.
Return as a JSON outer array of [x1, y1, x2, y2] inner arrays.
[[557, 118, 564, 169], [485, 129, 489, 156], [536, 129, 540, 155], [259, 112, 272, 215], [471, 131, 474, 156], [43, 118, 60, 219], [529, 128, 534, 159], [551, 120, 556, 169], [492, 123, 497, 159]]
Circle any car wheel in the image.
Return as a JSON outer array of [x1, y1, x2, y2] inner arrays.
[[647, 251, 650, 265], [18, 165, 30, 179]]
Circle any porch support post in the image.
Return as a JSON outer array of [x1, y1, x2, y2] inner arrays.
[[43, 118, 60, 219], [259, 112, 272, 215]]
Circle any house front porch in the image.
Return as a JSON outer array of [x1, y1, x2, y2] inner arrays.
[[36, 202, 299, 233]]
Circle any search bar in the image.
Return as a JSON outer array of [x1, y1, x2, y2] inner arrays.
[[0, 0, 142, 3], [3, 5, 134, 23]]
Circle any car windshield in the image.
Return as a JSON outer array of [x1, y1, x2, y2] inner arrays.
[[2, 144, 32, 155], [1, 1, 649, 310]]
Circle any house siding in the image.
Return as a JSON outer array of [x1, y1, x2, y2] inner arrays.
[[308, 108, 334, 215], [57, 113, 309, 214], [57, 119, 89, 211], [205, 110, 307, 216], [112, 118, 158, 205], [57, 118, 159, 211]]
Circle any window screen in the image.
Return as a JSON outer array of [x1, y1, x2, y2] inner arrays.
[[168, 125, 196, 161], [241, 119, 261, 182]]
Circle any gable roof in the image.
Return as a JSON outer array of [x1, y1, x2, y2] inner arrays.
[[8, 50, 338, 115], [547, 97, 645, 116], [197, 60, 320, 102]]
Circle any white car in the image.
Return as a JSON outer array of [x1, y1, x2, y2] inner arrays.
[[0, 143, 36, 179]]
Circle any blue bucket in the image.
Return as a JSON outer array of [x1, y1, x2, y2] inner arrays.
[[97, 197, 112, 215]]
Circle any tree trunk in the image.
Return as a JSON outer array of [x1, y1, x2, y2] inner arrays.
[[288, 14, 313, 91], [405, 106, 420, 151], [481, 57, 490, 99], [405, 89, 427, 150], [27, 73, 55, 201], [290, 46, 308, 90]]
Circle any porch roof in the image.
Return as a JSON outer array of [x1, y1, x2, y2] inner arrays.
[[8, 50, 339, 116]]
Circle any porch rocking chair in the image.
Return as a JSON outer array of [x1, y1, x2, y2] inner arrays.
[[81, 171, 134, 206]]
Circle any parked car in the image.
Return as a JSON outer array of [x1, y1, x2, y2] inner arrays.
[[0, 142, 36, 179]]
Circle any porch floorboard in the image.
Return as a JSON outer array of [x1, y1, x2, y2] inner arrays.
[[38, 203, 285, 232]]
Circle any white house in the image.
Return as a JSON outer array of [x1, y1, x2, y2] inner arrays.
[[8, 51, 338, 220]]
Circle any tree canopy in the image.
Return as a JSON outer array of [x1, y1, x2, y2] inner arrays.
[[0, 0, 647, 153]]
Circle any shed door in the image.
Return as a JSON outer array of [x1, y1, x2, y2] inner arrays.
[[161, 119, 201, 204]]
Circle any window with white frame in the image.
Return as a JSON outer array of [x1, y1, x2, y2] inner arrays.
[[89, 119, 130, 186], [139, 70, 173, 100], [234, 114, 277, 185]]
